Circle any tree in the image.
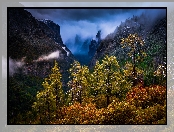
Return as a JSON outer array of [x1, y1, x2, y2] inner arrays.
[[120, 33, 146, 86], [91, 55, 132, 107], [68, 61, 90, 104], [145, 33, 167, 86], [32, 60, 64, 123], [8, 77, 22, 124], [90, 60, 104, 97], [102, 55, 132, 105]]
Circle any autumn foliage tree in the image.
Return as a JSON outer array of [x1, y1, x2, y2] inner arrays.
[[30, 56, 166, 125]]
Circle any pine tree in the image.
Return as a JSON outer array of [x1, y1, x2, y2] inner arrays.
[[68, 61, 90, 104], [92, 55, 132, 106], [102, 56, 132, 105], [90, 60, 104, 97], [120, 33, 146, 86], [32, 60, 64, 123]]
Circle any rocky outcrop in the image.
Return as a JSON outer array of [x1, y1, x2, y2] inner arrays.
[[38, 19, 64, 46], [88, 39, 98, 59], [88, 30, 101, 60]]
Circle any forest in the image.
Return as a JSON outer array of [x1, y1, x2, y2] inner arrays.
[[8, 33, 167, 124]]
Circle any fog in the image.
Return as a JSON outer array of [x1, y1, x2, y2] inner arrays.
[[33, 50, 60, 62], [9, 57, 25, 76], [26, 8, 166, 55]]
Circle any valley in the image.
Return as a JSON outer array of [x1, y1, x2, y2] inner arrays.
[[8, 8, 167, 125]]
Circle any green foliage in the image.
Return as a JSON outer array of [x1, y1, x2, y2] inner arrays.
[[8, 74, 43, 124], [153, 64, 167, 85], [120, 33, 147, 85], [67, 61, 91, 104], [120, 33, 166, 87], [137, 52, 166, 87], [9, 10, 167, 125], [67, 56, 132, 107], [99, 101, 138, 124], [91, 56, 132, 104], [12, 54, 165, 124], [32, 60, 64, 124], [10, 54, 166, 124], [120, 33, 146, 61], [90, 60, 104, 96]]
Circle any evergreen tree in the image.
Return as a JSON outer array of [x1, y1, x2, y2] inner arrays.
[[90, 61, 104, 97], [102, 56, 132, 105], [68, 61, 90, 104], [32, 60, 64, 123], [120, 33, 146, 86], [91, 55, 132, 106]]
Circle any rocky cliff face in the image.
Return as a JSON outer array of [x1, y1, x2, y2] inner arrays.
[[38, 19, 64, 46], [8, 8, 75, 87], [88, 39, 98, 60], [88, 30, 101, 61]]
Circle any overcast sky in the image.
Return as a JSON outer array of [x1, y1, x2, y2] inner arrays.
[[26, 9, 142, 41], [26, 8, 166, 53]]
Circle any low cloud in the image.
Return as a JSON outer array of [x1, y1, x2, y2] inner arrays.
[[8, 51, 60, 76], [26, 8, 142, 44], [26, 8, 166, 55], [9, 57, 25, 76], [33, 50, 60, 62]]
